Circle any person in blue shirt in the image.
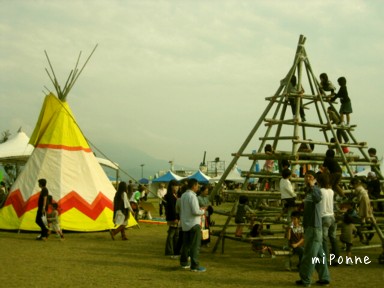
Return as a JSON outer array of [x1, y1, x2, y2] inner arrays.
[[295, 171, 330, 287], [177, 178, 206, 272]]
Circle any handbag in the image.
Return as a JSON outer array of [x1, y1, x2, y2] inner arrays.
[[202, 228, 210, 240], [41, 214, 48, 227], [201, 215, 210, 240]]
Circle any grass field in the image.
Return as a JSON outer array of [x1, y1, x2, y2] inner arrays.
[[1, 199, 383, 288]]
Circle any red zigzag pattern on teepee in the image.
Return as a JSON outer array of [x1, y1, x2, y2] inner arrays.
[[4, 190, 113, 220]]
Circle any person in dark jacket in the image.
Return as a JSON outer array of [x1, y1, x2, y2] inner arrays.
[[164, 180, 180, 257], [331, 76, 352, 126], [36, 179, 49, 240], [296, 170, 330, 287], [322, 149, 345, 197]]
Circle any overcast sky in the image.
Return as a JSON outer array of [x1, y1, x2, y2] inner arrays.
[[1, 0, 383, 179]]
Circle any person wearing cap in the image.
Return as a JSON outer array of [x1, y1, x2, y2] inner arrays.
[[295, 170, 330, 287]]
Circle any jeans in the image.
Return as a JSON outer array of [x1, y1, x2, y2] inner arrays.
[[165, 226, 179, 256], [180, 224, 201, 269], [293, 246, 304, 264], [159, 203, 164, 216], [322, 216, 339, 260], [299, 227, 330, 285]]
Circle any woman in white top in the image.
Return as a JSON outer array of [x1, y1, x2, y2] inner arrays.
[[110, 182, 133, 240], [317, 172, 339, 262], [278, 168, 297, 222]]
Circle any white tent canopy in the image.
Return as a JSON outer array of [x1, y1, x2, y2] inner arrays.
[[0, 130, 34, 162], [187, 170, 211, 183], [0, 130, 118, 170], [210, 165, 245, 183]]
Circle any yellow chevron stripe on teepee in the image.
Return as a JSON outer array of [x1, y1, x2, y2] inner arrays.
[[29, 93, 90, 150]]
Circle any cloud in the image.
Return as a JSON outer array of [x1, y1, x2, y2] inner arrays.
[[1, 0, 384, 179]]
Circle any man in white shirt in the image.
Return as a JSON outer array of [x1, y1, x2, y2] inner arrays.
[[157, 183, 167, 217], [177, 178, 206, 272]]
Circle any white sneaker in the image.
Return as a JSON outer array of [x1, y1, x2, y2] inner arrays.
[[190, 266, 206, 272]]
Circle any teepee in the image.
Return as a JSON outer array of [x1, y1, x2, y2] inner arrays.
[[0, 46, 136, 231]]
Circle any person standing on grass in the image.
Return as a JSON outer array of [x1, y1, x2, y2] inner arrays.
[[317, 172, 340, 264], [177, 178, 206, 272], [36, 178, 49, 241], [295, 170, 330, 287], [157, 183, 167, 217], [164, 180, 180, 257], [110, 181, 132, 240], [340, 208, 358, 265], [47, 203, 64, 239], [197, 184, 213, 248], [234, 195, 255, 237], [286, 211, 304, 270]]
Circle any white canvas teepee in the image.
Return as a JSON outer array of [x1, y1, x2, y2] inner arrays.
[[0, 47, 136, 231]]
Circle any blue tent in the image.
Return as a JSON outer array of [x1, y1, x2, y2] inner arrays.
[[187, 170, 211, 184], [138, 178, 150, 184], [152, 171, 184, 183]]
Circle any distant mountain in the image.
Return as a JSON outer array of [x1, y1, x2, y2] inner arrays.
[[92, 143, 194, 181]]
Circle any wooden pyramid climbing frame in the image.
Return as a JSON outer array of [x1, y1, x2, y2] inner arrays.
[[210, 35, 384, 257]]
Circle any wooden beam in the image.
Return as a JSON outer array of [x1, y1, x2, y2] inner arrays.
[[259, 136, 299, 141]]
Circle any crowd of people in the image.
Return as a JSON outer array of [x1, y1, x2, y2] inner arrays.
[[5, 71, 380, 281], [276, 151, 378, 286]]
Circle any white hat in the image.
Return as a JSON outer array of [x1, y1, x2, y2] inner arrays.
[[368, 171, 376, 178]]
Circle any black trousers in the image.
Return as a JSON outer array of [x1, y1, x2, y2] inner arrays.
[[35, 210, 48, 238]]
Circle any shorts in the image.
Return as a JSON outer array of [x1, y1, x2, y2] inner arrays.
[[283, 198, 296, 208], [340, 101, 352, 114]]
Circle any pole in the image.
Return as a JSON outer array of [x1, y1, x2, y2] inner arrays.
[[140, 164, 145, 178]]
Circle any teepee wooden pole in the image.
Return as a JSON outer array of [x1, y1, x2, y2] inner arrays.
[[44, 51, 63, 97], [61, 69, 74, 99], [64, 44, 98, 99], [272, 98, 289, 149], [62, 51, 82, 100], [260, 94, 284, 151]]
